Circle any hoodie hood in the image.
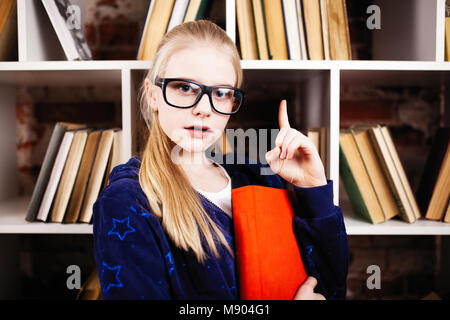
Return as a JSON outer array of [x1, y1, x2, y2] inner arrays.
[[108, 156, 142, 184]]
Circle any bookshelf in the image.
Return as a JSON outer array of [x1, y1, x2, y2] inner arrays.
[[0, 0, 449, 298], [0, 0, 449, 234]]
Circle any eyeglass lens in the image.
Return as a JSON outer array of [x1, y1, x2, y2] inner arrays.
[[165, 80, 242, 114]]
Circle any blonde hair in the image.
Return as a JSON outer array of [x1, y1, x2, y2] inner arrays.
[[138, 20, 243, 263]]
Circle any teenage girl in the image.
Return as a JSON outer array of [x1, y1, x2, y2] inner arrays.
[[93, 20, 349, 300]]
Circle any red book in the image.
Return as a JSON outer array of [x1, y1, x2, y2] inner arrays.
[[231, 185, 308, 300]]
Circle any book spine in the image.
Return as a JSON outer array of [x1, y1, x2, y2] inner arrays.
[[25, 123, 66, 221], [339, 143, 374, 223]]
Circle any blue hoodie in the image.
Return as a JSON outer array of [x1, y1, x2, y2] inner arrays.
[[93, 154, 349, 300]]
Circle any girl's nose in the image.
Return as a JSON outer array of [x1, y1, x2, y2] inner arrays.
[[192, 93, 212, 117]]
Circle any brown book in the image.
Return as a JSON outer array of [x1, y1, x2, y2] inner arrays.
[[183, 0, 201, 22], [64, 130, 101, 223], [319, 0, 330, 60], [102, 129, 124, 190], [0, 0, 17, 61], [138, 0, 175, 60], [340, 130, 385, 224], [416, 128, 450, 216], [50, 129, 89, 223], [327, 0, 351, 60], [263, 0, 288, 59], [251, 0, 269, 59], [425, 143, 450, 221], [237, 0, 259, 59], [444, 202, 450, 223], [367, 125, 415, 223], [78, 129, 115, 223], [302, 0, 324, 60], [380, 126, 421, 221], [307, 127, 327, 175], [352, 128, 399, 221]]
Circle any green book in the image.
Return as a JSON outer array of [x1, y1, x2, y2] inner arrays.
[[339, 142, 374, 224]]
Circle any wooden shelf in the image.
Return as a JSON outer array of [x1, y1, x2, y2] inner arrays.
[[344, 215, 450, 235], [0, 197, 92, 234]]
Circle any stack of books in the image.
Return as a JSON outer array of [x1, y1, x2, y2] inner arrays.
[[236, 0, 351, 60], [137, 0, 212, 60], [339, 125, 421, 224], [25, 122, 123, 224]]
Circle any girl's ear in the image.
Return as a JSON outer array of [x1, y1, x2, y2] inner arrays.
[[145, 78, 158, 112]]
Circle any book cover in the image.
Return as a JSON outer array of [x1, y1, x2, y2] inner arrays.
[[367, 125, 414, 223], [232, 185, 307, 299], [64, 130, 102, 224], [183, 0, 201, 22], [78, 129, 114, 223], [425, 144, 450, 221], [339, 131, 384, 224], [380, 126, 420, 221], [236, 0, 258, 60], [251, 0, 269, 60], [25, 122, 85, 222], [319, 0, 330, 60], [326, 0, 351, 60], [282, 0, 301, 60], [36, 130, 75, 222], [41, 0, 93, 60], [166, 0, 190, 33], [49, 129, 89, 223], [415, 127, 450, 216], [138, 0, 175, 61], [302, 0, 324, 60], [0, 0, 17, 61], [295, 0, 308, 59], [260, 0, 273, 60], [352, 128, 399, 221], [263, 0, 288, 59]]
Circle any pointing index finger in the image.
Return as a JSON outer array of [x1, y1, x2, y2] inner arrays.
[[278, 100, 290, 129]]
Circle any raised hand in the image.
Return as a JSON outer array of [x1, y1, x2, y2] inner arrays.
[[265, 100, 327, 188]]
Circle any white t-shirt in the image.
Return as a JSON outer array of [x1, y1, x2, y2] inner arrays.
[[194, 162, 232, 218]]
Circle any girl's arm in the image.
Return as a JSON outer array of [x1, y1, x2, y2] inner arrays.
[[289, 179, 349, 300], [92, 182, 171, 300]]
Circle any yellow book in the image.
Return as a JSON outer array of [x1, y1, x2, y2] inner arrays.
[[263, 0, 288, 59], [139, 0, 175, 61], [251, 0, 269, 59], [236, 0, 258, 60]]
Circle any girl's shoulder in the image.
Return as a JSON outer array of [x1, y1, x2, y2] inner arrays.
[[95, 156, 153, 218]]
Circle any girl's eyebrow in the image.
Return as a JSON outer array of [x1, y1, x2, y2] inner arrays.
[[181, 77, 234, 87]]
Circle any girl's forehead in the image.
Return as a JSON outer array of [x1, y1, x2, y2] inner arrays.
[[163, 47, 236, 86]]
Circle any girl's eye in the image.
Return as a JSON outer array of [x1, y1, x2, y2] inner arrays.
[[214, 88, 232, 99]]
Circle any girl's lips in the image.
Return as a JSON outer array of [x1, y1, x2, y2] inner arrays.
[[185, 127, 212, 138]]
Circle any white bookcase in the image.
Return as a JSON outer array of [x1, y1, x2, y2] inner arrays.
[[0, 0, 449, 298]]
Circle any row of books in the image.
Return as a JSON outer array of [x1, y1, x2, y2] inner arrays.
[[237, 0, 351, 60], [340, 125, 449, 224], [26, 122, 123, 224]]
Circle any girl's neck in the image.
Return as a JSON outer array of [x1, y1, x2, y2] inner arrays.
[[177, 150, 215, 175]]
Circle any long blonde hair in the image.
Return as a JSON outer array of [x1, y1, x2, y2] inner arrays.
[[138, 20, 243, 263]]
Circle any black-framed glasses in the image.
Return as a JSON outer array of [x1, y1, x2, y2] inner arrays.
[[154, 77, 244, 115]]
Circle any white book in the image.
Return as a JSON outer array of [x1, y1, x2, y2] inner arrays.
[[166, 0, 190, 32], [295, 0, 308, 60], [36, 131, 75, 222], [282, 0, 301, 60], [41, 0, 92, 60]]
